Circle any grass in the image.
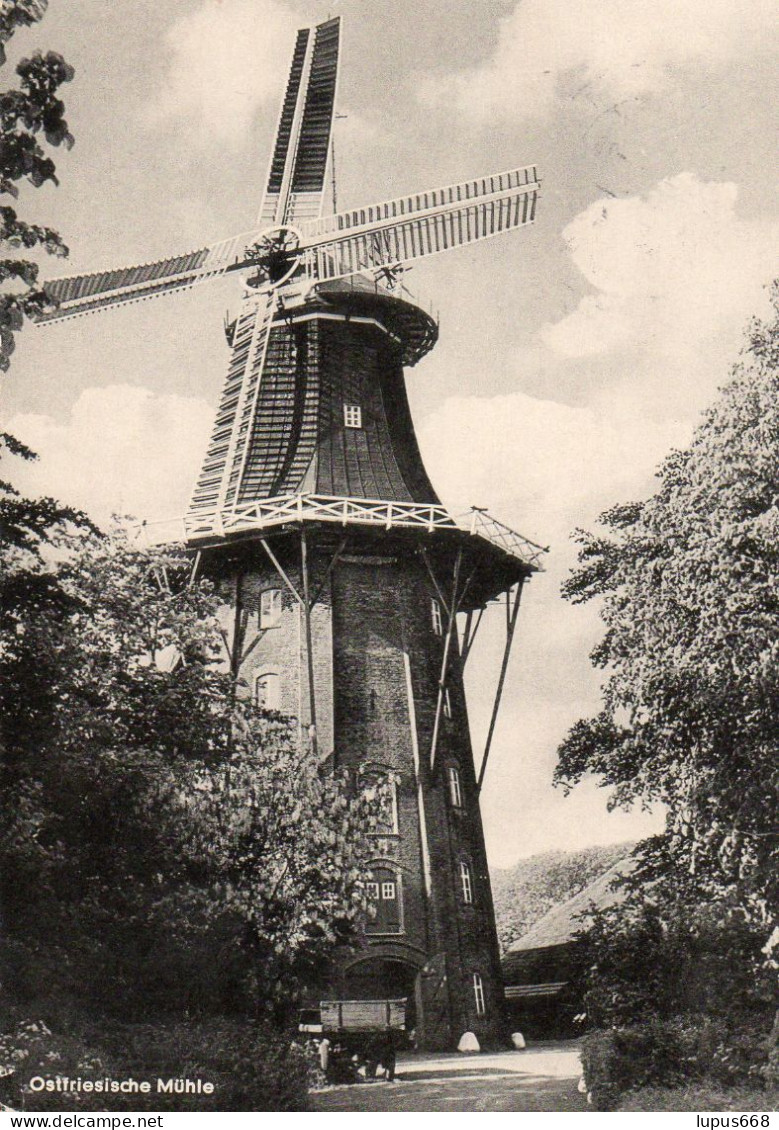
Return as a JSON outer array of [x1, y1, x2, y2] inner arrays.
[[618, 1084, 779, 1112]]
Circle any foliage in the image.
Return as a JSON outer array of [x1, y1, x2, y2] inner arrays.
[[0, 0, 74, 369], [581, 1018, 776, 1112], [0, 1018, 310, 1112], [491, 841, 632, 951], [570, 844, 775, 1029], [556, 287, 779, 937], [1, 529, 379, 1024], [580, 1021, 696, 1110]]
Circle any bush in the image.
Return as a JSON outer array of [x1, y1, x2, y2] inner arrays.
[[581, 1019, 773, 1111], [573, 883, 774, 1030], [695, 1017, 772, 1088], [0, 1021, 113, 1112], [2, 1018, 310, 1112], [581, 1021, 697, 1110]]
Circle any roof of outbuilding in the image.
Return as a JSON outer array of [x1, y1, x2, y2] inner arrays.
[[503, 856, 637, 956]]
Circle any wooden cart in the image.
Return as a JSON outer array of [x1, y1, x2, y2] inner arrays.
[[299, 998, 408, 1082]]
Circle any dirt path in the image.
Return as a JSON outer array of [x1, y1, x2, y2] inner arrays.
[[310, 1041, 589, 1113]]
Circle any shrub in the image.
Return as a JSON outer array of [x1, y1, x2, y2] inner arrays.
[[580, 1021, 696, 1110], [695, 1017, 772, 1088], [2, 1018, 309, 1112], [581, 1019, 773, 1111], [572, 883, 774, 1030], [0, 1021, 114, 1112]]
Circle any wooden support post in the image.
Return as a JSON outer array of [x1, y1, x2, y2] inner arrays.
[[189, 550, 202, 586], [238, 627, 266, 667], [259, 534, 318, 758], [419, 545, 452, 617], [300, 527, 318, 760], [399, 609, 433, 906], [460, 605, 485, 668], [461, 609, 473, 660], [429, 548, 463, 774], [477, 580, 525, 792], [311, 534, 348, 609], [228, 571, 244, 704]]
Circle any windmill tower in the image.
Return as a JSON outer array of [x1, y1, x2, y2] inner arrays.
[[39, 18, 546, 1049]]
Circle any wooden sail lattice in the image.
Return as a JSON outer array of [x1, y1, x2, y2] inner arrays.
[[302, 166, 539, 281]]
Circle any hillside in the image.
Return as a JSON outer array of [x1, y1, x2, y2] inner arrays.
[[490, 842, 635, 953]]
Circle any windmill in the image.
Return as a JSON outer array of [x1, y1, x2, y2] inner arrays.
[[38, 17, 547, 1049]]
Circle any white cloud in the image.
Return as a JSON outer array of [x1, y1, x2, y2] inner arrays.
[[423, 0, 778, 121], [420, 390, 686, 537], [8, 385, 213, 529], [541, 173, 779, 421], [143, 0, 299, 145]]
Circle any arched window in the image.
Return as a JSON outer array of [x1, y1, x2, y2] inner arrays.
[[473, 972, 486, 1016], [460, 860, 473, 904], [254, 670, 281, 711], [448, 767, 463, 808], [365, 864, 402, 935], [259, 588, 282, 628]]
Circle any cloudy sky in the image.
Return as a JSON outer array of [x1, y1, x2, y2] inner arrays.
[[3, 0, 778, 867]]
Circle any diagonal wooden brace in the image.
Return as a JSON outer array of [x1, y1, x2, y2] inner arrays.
[[259, 537, 303, 605], [460, 605, 485, 669], [429, 548, 464, 775], [419, 545, 451, 619], [311, 534, 348, 609], [476, 580, 525, 792]]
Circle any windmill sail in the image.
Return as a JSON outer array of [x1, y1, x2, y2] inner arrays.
[[301, 165, 539, 282], [188, 289, 276, 520], [258, 17, 340, 228], [36, 229, 260, 324]]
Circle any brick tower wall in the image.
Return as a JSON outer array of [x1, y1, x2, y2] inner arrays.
[[212, 538, 506, 1048]]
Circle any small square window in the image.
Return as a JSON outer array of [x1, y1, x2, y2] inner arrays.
[[344, 404, 362, 429], [431, 599, 443, 636], [381, 881, 396, 900], [366, 881, 379, 900], [260, 588, 282, 628]]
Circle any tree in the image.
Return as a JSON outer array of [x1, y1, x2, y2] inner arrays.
[[569, 839, 774, 1030], [555, 285, 779, 944], [0, 0, 74, 369], [491, 842, 633, 952], [0, 4, 81, 686], [1, 529, 379, 1023]]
